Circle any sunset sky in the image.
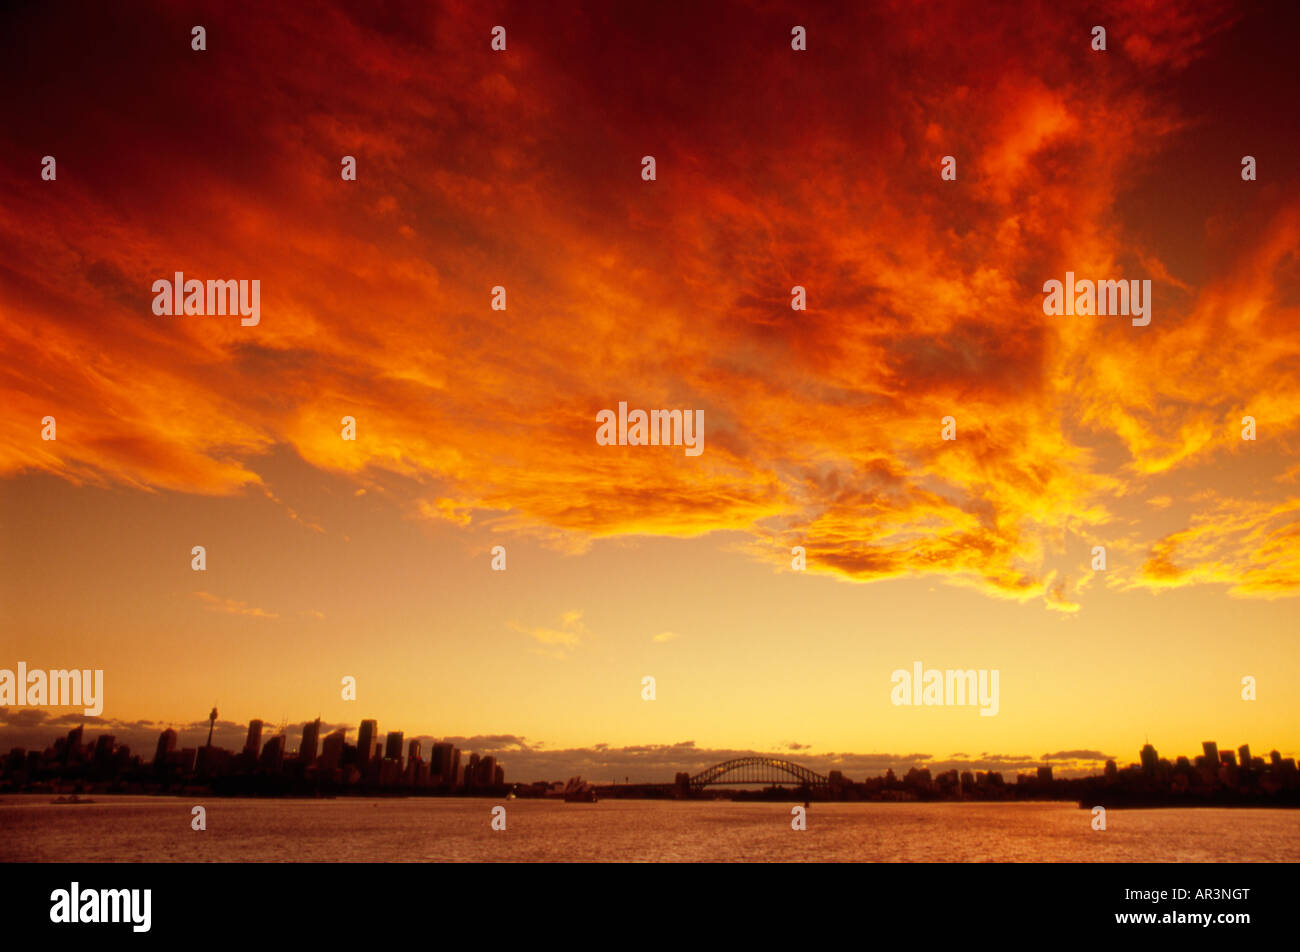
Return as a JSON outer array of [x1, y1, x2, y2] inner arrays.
[[1, 0, 1297, 781]]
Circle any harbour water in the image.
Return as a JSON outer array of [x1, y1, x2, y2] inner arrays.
[[2, 796, 1297, 862]]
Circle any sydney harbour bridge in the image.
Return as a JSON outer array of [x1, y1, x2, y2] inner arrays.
[[579, 757, 832, 798], [683, 757, 828, 791]]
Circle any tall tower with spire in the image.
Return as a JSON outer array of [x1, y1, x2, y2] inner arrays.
[[206, 705, 218, 747]]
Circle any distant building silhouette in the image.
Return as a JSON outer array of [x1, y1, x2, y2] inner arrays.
[[260, 734, 285, 771], [320, 730, 345, 772], [466, 752, 480, 789], [356, 720, 377, 770], [1140, 743, 1158, 774], [406, 739, 427, 785], [63, 726, 84, 765], [431, 742, 454, 783], [153, 729, 176, 767], [244, 719, 263, 756], [300, 718, 320, 765], [384, 731, 404, 768]]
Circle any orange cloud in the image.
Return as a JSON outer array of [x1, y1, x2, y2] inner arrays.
[[192, 592, 279, 619], [1, 0, 1296, 614], [513, 610, 588, 656]]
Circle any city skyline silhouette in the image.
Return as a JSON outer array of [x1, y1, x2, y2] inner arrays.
[[5, 711, 1299, 805]]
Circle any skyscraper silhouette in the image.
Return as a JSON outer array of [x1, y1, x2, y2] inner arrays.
[[63, 725, 84, 765], [384, 731, 404, 768], [357, 720, 377, 770], [431, 742, 454, 782], [1140, 743, 1158, 774], [300, 717, 320, 765], [319, 729, 345, 771], [153, 728, 176, 766], [244, 719, 263, 756], [260, 734, 285, 771]]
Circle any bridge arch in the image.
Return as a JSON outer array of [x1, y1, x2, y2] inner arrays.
[[688, 757, 828, 790]]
